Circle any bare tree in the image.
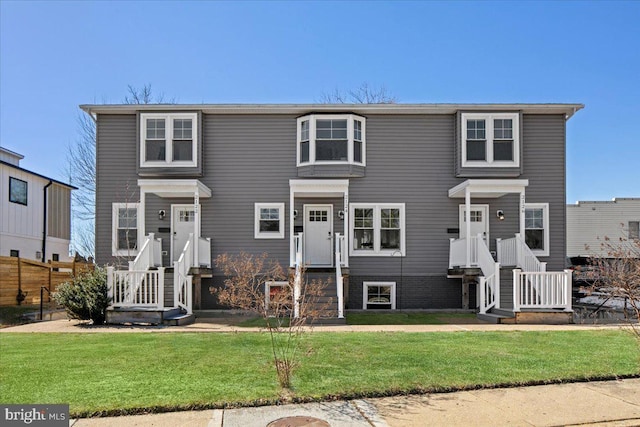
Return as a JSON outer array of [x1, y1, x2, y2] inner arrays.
[[212, 252, 332, 390], [585, 230, 640, 338], [68, 85, 173, 257], [318, 82, 397, 104]]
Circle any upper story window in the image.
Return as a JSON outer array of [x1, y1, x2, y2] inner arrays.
[[461, 113, 520, 168], [140, 113, 197, 168], [9, 177, 27, 205], [297, 114, 366, 166]]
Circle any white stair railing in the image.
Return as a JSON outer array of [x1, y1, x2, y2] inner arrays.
[[174, 234, 193, 314], [293, 232, 303, 319], [475, 234, 500, 314], [497, 234, 545, 272], [198, 237, 212, 268], [335, 233, 345, 319]]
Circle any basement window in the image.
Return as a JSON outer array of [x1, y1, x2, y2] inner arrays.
[[363, 282, 396, 310]]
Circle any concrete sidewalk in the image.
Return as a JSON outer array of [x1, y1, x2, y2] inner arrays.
[[69, 379, 640, 427]]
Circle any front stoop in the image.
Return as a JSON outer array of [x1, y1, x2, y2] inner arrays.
[[478, 309, 573, 325], [106, 306, 195, 326]]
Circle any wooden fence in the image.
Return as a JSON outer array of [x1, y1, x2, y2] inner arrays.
[[0, 256, 95, 306]]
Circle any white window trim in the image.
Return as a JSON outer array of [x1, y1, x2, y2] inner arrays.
[[461, 112, 520, 168], [296, 114, 366, 167], [265, 281, 289, 307], [524, 202, 549, 257], [254, 203, 285, 239], [363, 281, 397, 310], [349, 203, 406, 256], [140, 112, 198, 168], [112, 202, 141, 257]]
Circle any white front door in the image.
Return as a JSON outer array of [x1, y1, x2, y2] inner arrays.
[[459, 204, 489, 245], [304, 204, 333, 266], [172, 205, 199, 262]]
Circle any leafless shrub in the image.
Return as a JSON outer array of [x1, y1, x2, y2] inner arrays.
[[584, 232, 640, 338], [211, 252, 332, 389]]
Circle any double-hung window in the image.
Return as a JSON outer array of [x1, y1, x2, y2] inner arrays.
[[350, 203, 405, 256], [363, 282, 396, 310], [524, 203, 549, 256], [297, 114, 366, 166], [461, 113, 520, 167], [254, 203, 285, 239], [112, 203, 141, 256], [140, 113, 197, 167]]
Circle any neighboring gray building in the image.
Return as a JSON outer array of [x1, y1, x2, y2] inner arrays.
[[83, 103, 583, 324]]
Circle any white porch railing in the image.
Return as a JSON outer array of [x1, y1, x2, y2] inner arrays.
[[448, 236, 480, 268], [106, 266, 165, 308], [476, 234, 500, 314], [335, 233, 345, 318], [293, 232, 303, 318], [198, 236, 212, 268], [497, 233, 546, 272], [174, 236, 193, 314], [129, 233, 163, 273], [513, 269, 572, 311]]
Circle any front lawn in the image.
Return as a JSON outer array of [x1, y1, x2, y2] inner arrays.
[[0, 330, 638, 417], [345, 312, 477, 325]]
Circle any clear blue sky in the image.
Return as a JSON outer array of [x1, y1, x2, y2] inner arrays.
[[1, 1, 638, 203]]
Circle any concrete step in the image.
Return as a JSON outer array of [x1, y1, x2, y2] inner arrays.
[[106, 306, 181, 325], [477, 312, 513, 324], [162, 312, 195, 326]]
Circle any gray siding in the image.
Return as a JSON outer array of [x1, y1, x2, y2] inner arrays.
[[95, 109, 568, 309], [297, 164, 365, 178], [95, 114, 139, 267]]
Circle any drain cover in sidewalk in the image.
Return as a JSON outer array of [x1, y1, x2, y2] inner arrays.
[[267, 415, 331, 427]]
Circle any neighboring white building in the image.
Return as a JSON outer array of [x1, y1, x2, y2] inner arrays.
[[567, 198, 640, 258], [0, 146, 76, 262]]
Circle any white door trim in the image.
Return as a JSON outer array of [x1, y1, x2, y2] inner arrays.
[[459, 204, 490, 244], [303, 204, 333, 267], [171, 204, 201, 262]]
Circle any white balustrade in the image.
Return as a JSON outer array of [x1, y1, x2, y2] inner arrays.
[[335, 233, 345, 319], [106, 266, 165, 308], [449, 236, 480, 268], [513, 269, 572, 311]]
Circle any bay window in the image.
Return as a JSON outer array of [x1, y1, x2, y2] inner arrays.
[[297, 114, 366, 166]]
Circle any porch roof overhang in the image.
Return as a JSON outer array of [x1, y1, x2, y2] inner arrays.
[[448, 179, 529, 199], [289, 179, 349, 197], [138, 179, 212, 198]]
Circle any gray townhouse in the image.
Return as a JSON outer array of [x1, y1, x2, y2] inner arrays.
[[82, 103, 582, 325]]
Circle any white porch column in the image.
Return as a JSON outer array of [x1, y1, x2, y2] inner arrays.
[[139, 189, 146, 237], [194, 190, 200, 268], [465, 187, 471, 267], [343, 190, 349, 267], [519, 191, 526, 237], [290, 188, 295, 267]]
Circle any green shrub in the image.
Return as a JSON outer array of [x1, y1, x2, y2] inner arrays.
[[53, 268, 111, 325]]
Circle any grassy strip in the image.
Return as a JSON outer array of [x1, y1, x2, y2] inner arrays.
[[0, 330, 638, 417]]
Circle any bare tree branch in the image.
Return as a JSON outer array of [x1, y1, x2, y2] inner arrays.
[[68, 84, 172, 257], [318, 82, 397, 104]]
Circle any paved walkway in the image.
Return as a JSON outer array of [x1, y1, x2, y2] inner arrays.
[[68, 379, 640, 426], [0, 317, 631, 333]]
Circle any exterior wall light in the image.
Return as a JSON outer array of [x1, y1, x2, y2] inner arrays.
[[158, 210, 166, 220], [497, 210, 505, 221]]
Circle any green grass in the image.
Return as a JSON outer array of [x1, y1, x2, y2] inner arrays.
[[0, 331, 638, 417], [345, 312, 477, 325]]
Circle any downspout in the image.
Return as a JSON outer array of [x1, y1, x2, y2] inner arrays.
[[42, 181, 53, 262]]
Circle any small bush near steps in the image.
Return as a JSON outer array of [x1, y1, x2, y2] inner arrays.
[[53, 267, 111, 325]]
